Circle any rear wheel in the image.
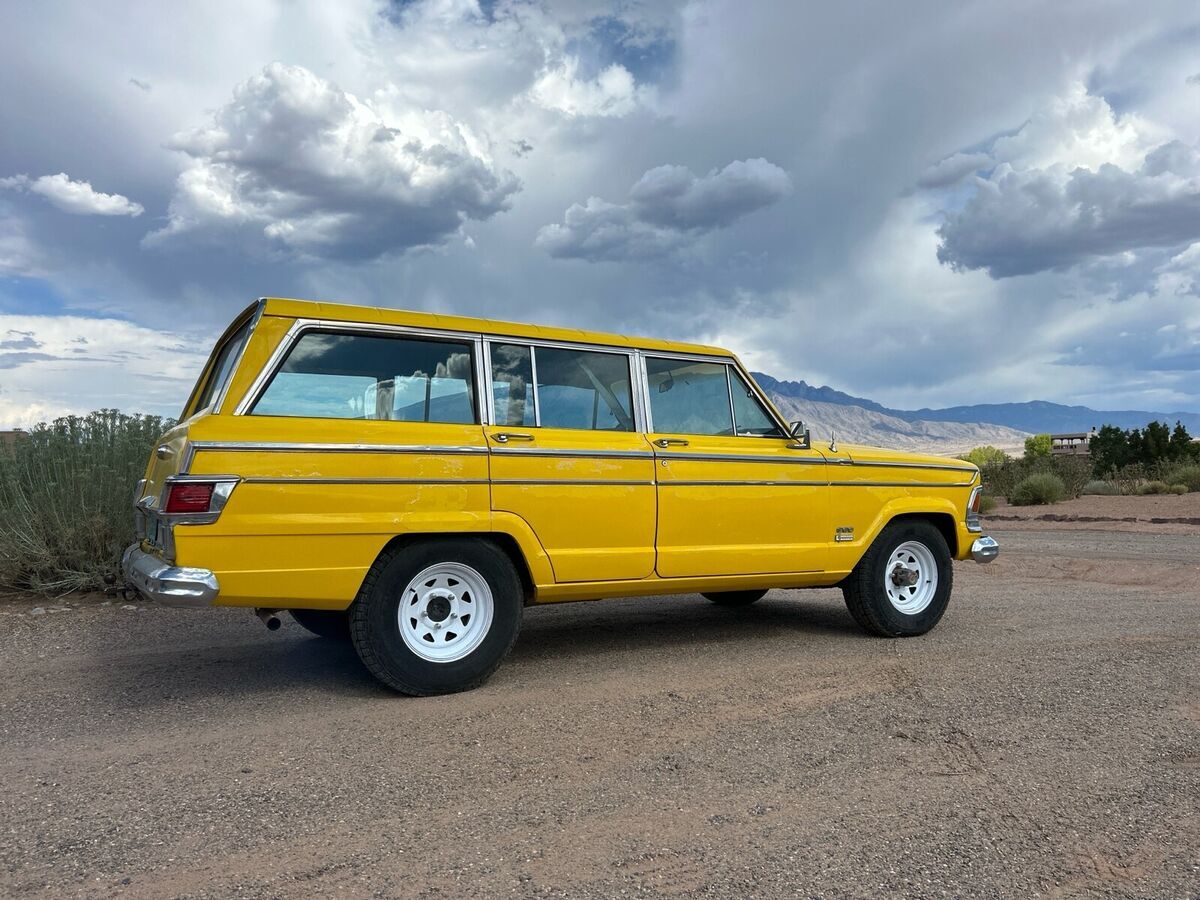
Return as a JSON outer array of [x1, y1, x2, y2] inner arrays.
[[289, 608, 351, 641], [702, 589, 769, 607], [841, 520, 952, 637], [349, 539, 523, 695]]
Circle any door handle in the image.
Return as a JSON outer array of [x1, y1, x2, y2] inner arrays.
[[492, 432, 534, 443], [654, 438, 689, 448]]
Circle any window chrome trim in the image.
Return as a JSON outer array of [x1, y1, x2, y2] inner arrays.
[[639, 353, 794, 440], [234, 318, 485, 419], [211, 299, 265, 415], [483, 337, 641, 433], [184, 299, 264, 419]]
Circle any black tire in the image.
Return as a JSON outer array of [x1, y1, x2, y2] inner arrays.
[[841, 520, 953, 637], [289, 608, 352, 641], [349, 538, 523, 696], [702, 589, 769, 607]]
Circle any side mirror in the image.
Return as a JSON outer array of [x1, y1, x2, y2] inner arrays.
[[788, 421, 811, 449]]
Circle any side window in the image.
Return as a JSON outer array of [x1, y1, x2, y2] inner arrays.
[[731, 370, 783, 437], [489, 343, 536, 427], [534, 347, 635, 432], [252, 331, 476, 422], [645, 358, 734, 436]]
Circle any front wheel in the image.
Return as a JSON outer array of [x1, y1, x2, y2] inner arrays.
[[702, 589, 769, 607], [841, 520, 953, 637], [349, 539, 523, 695]]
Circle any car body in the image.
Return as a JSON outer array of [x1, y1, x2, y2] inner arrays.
[[124, 297, 999, 693]]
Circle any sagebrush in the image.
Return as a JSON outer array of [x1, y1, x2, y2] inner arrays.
[[1010, 473, 1066, 506], [0, 410, 169, 595]]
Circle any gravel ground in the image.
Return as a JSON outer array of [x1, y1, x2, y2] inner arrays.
[[0, 523, 1197, 898]]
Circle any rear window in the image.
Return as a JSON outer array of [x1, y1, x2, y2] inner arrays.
[[251, 330, 477, 422], [190, 318, 252, 415]]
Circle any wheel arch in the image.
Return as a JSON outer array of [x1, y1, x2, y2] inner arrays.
[[370, 531, 538, 605]]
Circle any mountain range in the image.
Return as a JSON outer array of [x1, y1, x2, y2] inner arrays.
[[754, 374, 1200, 434], [752, 373, 1200, 456]]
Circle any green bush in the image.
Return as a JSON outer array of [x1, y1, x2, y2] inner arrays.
[[959, 446, 1009, 468], [1168, 484, 1189, 495], [978, 494, 998, 514], [1009, 473, 1066, 506], [1082, 479, 1119, 495], [1138, 481, 1171, 495], [1024, 433, 1052, 458], [1158, 464, 1200, 491], [0, 410, 169, 596]]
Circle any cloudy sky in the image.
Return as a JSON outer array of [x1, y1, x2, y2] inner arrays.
[[1, 0, 1198, 427]]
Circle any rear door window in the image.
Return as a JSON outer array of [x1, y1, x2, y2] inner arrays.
[[252, 330, 477, 422]]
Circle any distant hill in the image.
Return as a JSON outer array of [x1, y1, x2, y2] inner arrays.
[[753, 373, 1200, 435], [764, 393, 1029, 456]]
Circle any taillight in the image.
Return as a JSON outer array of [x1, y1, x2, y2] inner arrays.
[[164, 482, 216, 513], [969, 488, 982, 513]]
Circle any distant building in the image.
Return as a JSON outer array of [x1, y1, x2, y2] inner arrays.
[[0, 430, 26, 447], [1050, 429, 1095, 456]]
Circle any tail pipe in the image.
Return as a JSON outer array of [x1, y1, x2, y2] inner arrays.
[[255, 607, 283, 630]]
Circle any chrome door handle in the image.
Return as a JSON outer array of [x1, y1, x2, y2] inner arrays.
[[655, 438, 689, 448], [492, 432, 534, 443]]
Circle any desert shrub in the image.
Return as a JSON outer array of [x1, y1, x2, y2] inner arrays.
[[1009, 473, 1066, 506], [0, 410, 169, 596], [1048, 454, 1092, 499], [1109, 464, 1146, 497], [1168, 484, 1189, 495], [959, 446, 1009, 468], [1082, 479, 1119, 495], [1138, 481, 1171, 495], [1157, 463, 1200, 491], [978, 494, 998, 514]]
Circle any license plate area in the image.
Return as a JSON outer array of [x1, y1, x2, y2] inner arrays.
[[145, 513, 168, 554]]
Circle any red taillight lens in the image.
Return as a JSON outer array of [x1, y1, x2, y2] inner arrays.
[[970, 490, 982, 513], [164, 482, 215, 513]]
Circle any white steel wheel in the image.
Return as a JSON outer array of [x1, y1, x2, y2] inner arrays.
[[398, 562, 495, 663], [883, 540, 939, 615]]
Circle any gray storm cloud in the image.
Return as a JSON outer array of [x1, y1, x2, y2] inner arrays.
[[148, 63, 520, 259], [536, 158, 791, 262], [937, 140, 1200, 278]]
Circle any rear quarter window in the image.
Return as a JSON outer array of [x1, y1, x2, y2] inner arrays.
[[251, 330, 478, 422]]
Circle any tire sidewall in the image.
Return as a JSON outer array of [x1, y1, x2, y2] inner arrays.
[[353, 540, 522, 694], [866, 522, 952, 636]]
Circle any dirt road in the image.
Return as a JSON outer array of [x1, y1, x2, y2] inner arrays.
[[1, 524, 1197, 898]]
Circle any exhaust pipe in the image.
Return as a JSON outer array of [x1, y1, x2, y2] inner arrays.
[[255, 608, 283, 631]]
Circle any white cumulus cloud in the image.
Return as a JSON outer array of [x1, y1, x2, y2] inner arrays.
[[1, 172, 143, 216], [536, 158, 791, 262], [148, 63, 521, 259]]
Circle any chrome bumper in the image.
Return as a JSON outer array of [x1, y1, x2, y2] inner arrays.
[[122, 544, 219, 608], [970, 536, 999, 564]]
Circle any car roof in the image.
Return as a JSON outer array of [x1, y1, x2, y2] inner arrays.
[[259, 297, 733, 358]]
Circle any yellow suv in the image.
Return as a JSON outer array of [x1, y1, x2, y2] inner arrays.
[[124, 298, 998, 694]]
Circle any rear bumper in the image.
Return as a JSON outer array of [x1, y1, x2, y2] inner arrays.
[[122, 544, 219, 608], [970, 535, 999, 564]]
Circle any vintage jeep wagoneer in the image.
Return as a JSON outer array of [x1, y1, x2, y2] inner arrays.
[[124, 298, 999, 694]]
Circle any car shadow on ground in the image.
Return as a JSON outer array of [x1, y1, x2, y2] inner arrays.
[[88, 592, 867, 708]]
